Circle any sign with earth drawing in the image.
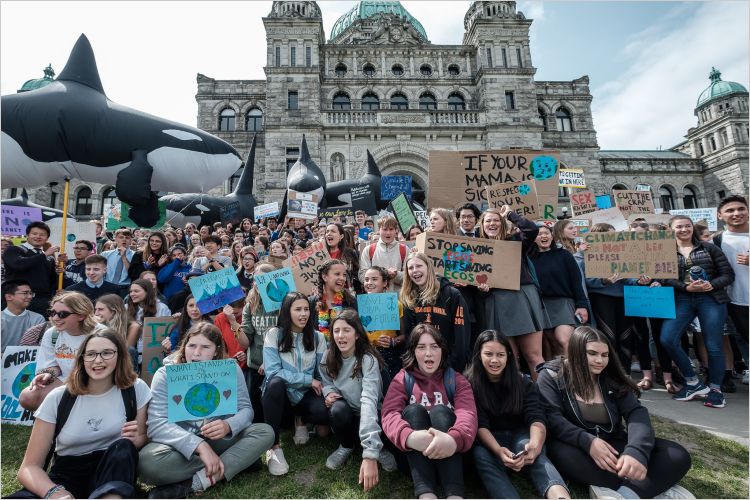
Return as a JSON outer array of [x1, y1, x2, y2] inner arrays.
[[1, 346, 38, 426], [166, 359, 238, 423], [255, 267, 297, 313]]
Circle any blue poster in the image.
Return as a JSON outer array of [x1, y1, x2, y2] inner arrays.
[[595, 195, 612, 209], [188, 267, 246, 314], [359, 227, 372, 240], [381, 175, 412, 201], [254, 267, 296, 313], [166, 359, 238, 423], [357, 292, 400, 331], [623, 286, 676, 319]]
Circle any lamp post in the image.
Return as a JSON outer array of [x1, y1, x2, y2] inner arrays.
[[558, 206, 570, 220]]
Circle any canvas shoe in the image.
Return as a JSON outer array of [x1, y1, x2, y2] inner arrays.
[[654, 485, 696, 499], [266, 448, 289, 476], [326, 445, 354, 470], [742, 370, 749, 385], [293, 424, 310, 445], [377, 449, 398, 472], [148, 479, 192, 499], [704, 389, 726, 408], [589, 485, 625, 499], [672, 381, 709, 401]]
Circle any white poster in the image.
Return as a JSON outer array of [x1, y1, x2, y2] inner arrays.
[[669, 208, 718, 231], [558, 168, 586, 188], [254, 202, 280, 221], [1, 346, 39, 426], [48, 218, 98, 257]]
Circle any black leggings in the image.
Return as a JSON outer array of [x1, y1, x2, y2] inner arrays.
[[546, 437, 691, 498], [402, 403, 464, 498], [590, 294, 635, 372], [329, 400, 359, 449], [633, 317, 675, 374], [262, 376, 329, 445]]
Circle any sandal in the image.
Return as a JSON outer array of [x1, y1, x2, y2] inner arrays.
[[637, 378, 653, 391], [664, 381, 680, 394]]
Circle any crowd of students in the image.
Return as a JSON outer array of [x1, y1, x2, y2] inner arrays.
[[1, 195, 747, 499]]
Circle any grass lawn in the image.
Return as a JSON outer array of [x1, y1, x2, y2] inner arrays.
[[2, 416, 747, 498]]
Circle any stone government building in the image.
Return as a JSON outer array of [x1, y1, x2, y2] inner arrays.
[[5, 1, 749, 219]]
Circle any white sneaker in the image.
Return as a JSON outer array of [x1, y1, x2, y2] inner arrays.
[[742, 370, 748, 385], [293, 424, 310, 445], [654, 485, 696, 499], [377, 449, 398, 472], [589, 485, 625, 499], [326, 445, 354, 470], [266, 448, 289, 476], [630, 361, 641, 373]]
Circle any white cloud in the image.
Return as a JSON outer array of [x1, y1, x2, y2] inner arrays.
[[593, 1, 749, 150]]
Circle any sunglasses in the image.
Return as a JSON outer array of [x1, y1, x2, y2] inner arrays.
[[48, 310, 75, 319]]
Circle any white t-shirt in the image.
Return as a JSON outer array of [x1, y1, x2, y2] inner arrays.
[[36, 323, 108, 381], [35, 379, 151, 456], [721, 231, 749, 306]]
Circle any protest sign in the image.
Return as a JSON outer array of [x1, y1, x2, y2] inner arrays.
[[141, 316, 178, 386], [166, 359, 238, 423], [318, 206, 354, 219], [570, 219, 590, 234], [390, 193, 418, 234], [583, 230, 678, 279], [282, 239, 330, 295], [623, 286, 677, 319], [188, 267, 245, 314], [219, 201, 241, 226], [1, 206, 42, 236], [351, 185, 377, 216], [570, 190, 598, 216], [414, 210, 429, 230], [287, 190, 319, 220], [381, 175, 412, 201], [255, 267, 297, 313], [669, 208, 718, 231], [415, 232, 521, 290], [559, 169, 586, 188], [254, 201, 280, 221], [48, 219, 98, 257], [627, 213, 673, 226], [106, 201, 167, 230], [484, 180, 539, 218], [613, 190, 655, 217], [428, 150, 560, 220], [595, 195, 612, 209], [357, 292, 400, 331], [582, 207, 628, 231], [1, 347, 38, 426]]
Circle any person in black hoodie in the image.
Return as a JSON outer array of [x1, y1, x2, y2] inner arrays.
[[537, 326, 692, 499], [400, 252, 470, 371]]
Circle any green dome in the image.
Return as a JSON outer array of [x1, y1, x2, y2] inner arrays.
[[19, 64, 55, 93], [330, 1, 427, 41], [696, 67, 747, 107]]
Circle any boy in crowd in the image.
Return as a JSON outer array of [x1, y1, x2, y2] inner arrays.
[[191, 235, 232, 274], [456, 203, 481, 237], [1, 279, 45, 353], [65, 254, 120, 302], [358, 215, 408, 291], [61, 239, 93, 287], [101, 228, 134, 298], [93, 220, 110, 252]]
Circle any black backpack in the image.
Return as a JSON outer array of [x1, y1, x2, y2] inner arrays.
[[403, 367, 456, 406]]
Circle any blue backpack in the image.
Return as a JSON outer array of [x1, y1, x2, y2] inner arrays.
[[403, 367, 456, 406]]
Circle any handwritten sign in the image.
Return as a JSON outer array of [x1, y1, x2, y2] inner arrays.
[[414, 211, 429, 230], [254, 267, 297, 313], [669, 208, 718, 231], [570, 190, 598, 217], [428, 150, 560, 220], [583, 230, 678, 279], [381, 176, 412, 201], [188, 267, 245, 314], [570, 219, 591, 234], [287, 190, 319, 220], [623, 286, 677, 319], [351, 185, 377, 216], [390, 193, 418, 234], [559, 168, 586, 188], [141, 317, 178, 386], [582, 207, 628, 231], [357, 293, 400, 331], [166, 359, 238, 423], [613, 190, 655, 217], [254, 202, 280, 221], [1, 206, 42, 236], [595, 195, 612, 209], [319, 206, 354, 219], [219, 201, 241, 226], [485, 180, 539, 218], [106, 201, 167, 230], [282, 239, 330, 296], [1, 347, 38, 426], [415, 232, 521, 290], [48, 219, 98, 257]]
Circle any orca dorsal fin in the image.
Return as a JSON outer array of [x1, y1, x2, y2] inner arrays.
[[57, 34, 106, 95], [233, 134, 256, 195], [299, 134, 311, 163], [365, 150, 382, 177]]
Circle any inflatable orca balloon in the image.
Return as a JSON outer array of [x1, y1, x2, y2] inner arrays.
[[286, 135, 326, 203], [161, 135, 258, 228], [1, 34, 243, 227], [324, 149, 382, 208], [0, 189, 66, 222]]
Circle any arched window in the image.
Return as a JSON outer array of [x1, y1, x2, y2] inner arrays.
[[335, 63, 347, 77], [447, 64, 460, 76], [419, 64, 432, 76], [362, 63, 375, 77], [76, 187, 93, 216], [101, 187, 117, 215], [699, 142, 705, 155], [419, 92, 437, 110], [612, 183, 628, 191], [390, 92, 408, 110], [361, 92, 380, 110], [659, 186, 675, 211], [219, 108, 235, 131], [391, 64, 404, 76], [555, 108, 572, 131], [720, 130, 728, 147], [332, 93, 351, 110], [448, 93, 465, 111], [683, 186, 699, 209], [245, 108, 263, 131], [538, 108, 548, 131], [710, 136, 717, 151]]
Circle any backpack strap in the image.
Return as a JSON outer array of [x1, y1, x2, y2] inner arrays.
[[44, 389, 77, 470], [443, 367, 456, 406], [403, 371, 415, 402], [713, 232, 723, 248], [399, 243, 407, 262], [368, 243, 376, 260], [121, 385, 137, 422]]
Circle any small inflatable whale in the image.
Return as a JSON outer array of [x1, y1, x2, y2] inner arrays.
[[1, 34, 243, 227]]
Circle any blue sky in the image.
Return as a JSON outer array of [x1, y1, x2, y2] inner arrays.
[[1, 1, 747, 150]]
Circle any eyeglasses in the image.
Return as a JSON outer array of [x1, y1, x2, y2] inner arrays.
[[14, 291, 35, 297], [48, 310, 74, 319], [83, 349, 117, 362], [73, 246, 89, 251]]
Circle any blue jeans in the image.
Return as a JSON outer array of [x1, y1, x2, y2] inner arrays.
[[660, 292, 727, 387], [473, 429, 567, 499]]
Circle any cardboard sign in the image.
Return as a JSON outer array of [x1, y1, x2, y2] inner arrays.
[[287, 190, 319, 220], [254, 267, 297, 313], [627, 213, 673, 226], [351, 185, 377, 216], [1, 206, 42, 236], [188, 267, 246, 314], [166, 359, 238, 423], [141, 316, 178, 386], [254, 202, 280, 221], [390, 193, 418, 234], [106, 201, 167, 230], [220, 201, 241, 226], [282, 239, 330, 296], [570, 190, 598, 217], [428, 150, 560, 220], [559, 168, 586, 188], [415, 232, 521, 290], [570, 219, 591, 234], [582, 207, 628, 231], [613, 190, 655, 217], [595, 195, 612, 209], [1, 346, 38, 426], [381, 175, 412, 201], [583, 230, 678, 279], [485, 180, 539, 218], [357, 292, 400, 331], [48, 218, 98, 257], [319, 206, 354, 219], [414, 210, 429, 230], [623, 286, 677, 319], [669, 208, 718, 231]]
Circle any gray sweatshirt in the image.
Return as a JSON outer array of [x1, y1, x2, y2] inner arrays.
[[320, 352, 384, 460], [146, 363, 252, 459]]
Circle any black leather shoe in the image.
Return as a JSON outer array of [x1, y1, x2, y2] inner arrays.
[[148, 479, 192, 499]]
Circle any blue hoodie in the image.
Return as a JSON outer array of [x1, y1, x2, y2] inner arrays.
[[157, 259, 192, 299]]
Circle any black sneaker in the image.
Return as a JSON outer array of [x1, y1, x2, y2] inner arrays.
[[148, 479, 192, 499], [721, 373, 737, 393]]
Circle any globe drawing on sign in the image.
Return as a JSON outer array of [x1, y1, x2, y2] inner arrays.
[[529, 156, 558, 181], [518, 184, 531, 196], [12, 363, 36, 397], [183, 382, 220, 418], [266, 278, 290, 303]]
